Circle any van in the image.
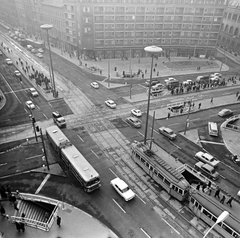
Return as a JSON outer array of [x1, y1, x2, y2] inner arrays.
[[208, 122, 218, 137], [194, 161, 219, 180], [196, 75, 209, 84]]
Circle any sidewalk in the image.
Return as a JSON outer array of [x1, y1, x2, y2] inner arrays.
[[0, 198, 118, 238]]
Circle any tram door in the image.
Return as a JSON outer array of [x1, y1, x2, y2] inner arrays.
[[149, 165, 154, 177]]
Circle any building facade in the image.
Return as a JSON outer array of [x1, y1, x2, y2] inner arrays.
[[218, 0, 240, 56]]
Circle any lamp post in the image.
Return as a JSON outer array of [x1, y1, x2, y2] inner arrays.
[[203, 211, 229, 238], [40, 24, 56, 98], [144, 46, 163, 145]]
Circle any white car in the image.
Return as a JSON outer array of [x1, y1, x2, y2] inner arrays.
[[31, 49, 37, 53], [25, 100, 35, 110], [195, 151, 220, 168], [218, 108, 233, 117], [6, 58, 13, 65], [29, 88, 39, 97], [105, 100, 116, 109], [14, 70, 21, 77], [158, 127, 177, 140], [131, 109, 142, 117], [91, 82, 99, 89], [36, 53, 43, 58], [164, 77, 177, 84], [183, 79, 193, 86], [38, 48, 44, 53], [210, 73, 222, 78], [110, 177, 135, 201]]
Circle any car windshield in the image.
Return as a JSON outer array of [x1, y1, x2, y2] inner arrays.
[[122, 187, 129, 193], [169, 131, 174, 135]]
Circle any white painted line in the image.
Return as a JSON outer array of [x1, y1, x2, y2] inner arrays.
[[168, 123, 179, 126], [209, 114, 216, 117], [35, 174, 51, 194], [191, 118, 200, 121], [150, 127, 158, 134], [36, 105, 40, 110], [162, 217, 180, 235], [136, 194, 146, 204], [169, 141, 181, 150], [48, 102, 53, 107], [43, 114, 48, 119], [25, 154, 42, 160], [222, 92, 231, 95], [200, 140, 224, 145], [91, 149, 100, 159], [77, 134, 84, 142], [138, 131, 144, 137], [140, 228, 151, 238], [112, 199, 126, 214], [0, 163, 7, 167], [86, 93, 91, 97], [97, 100, 101, 104], [109, 168, 118, 177]]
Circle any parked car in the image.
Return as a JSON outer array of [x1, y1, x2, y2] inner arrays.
[[31, 49, 37, 53], [38, 48, 44, 53], [194, 161, 219, 180], [210, 73, 222, 78], [158, 127, 177, 140], [36, 53, 43, 58], [131, 109, 142, 117], [126, 117, 141, 128], [196, 75, 209, 84], [145, 79, 159, 87], [182, 79, 193, 86], [194, 151, 220, 168], [91, 82, 99, 89], [6, 58, 13, 65], [218, 109, 233, 117], [110, 177, 135, 201], [105, 100, 116, 109], [29, 88, 39, 97], [25, 100, 35, 110], [52, 111, 66, 128], [14, 70, 21, 77], [164, 77, 178, 85]]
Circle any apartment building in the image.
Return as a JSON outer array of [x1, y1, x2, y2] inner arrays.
[[218, 0, 240, 56], [63, 0, 226, 59]]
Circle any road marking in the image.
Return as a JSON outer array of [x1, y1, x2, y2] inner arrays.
[[169, 141, 181, 150], [96, 100, 101, 104], [77, 134, 84, 142], [112, 199, 126, 213], [162, 217, 180, 235], [168, 123, 179, 126], [48, 102, 53, 107], [136, 194, 146, 204], [209, 114, 216, 117], [91, 149, 100, 159], [222, 92, 231, 95], [138, 131, 144, 137], [109, 168, 118, 177], [191, 118, 200, 121], [25, 154, 42, 160], [150, 127, 158, 134], [86, 93, 91, 97], [35, 174, 51, 194], [43, 114, 48, 119], [0, 163, 7, 167], [200, 140, 224, 145], [36, 105, 40, 110], [140, 228, 151, 238]]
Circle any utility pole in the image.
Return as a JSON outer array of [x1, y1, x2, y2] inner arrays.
[[40, 128, 50, 170], [130, 84, 132, 99], [150, 111, 155, 150]]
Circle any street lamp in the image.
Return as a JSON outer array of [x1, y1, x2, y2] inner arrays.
[[144, 46, 163, 145], [203, 211, 229, 238], [40, 24, 56, 98]]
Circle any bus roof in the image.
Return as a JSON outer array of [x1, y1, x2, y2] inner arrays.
[[61, 145, 99, 182]]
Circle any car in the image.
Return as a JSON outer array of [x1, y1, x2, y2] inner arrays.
[[38, 48, 44, 53], [25, 100, 35, 110], [182, 79, 193, 86], [90, 82, 99, 89], [218, 109, 233, 117], [110, 177, 135, 201], [105, 99, 116, 109], [29, 88, 39, 97], [14, 70, 21, 77], [13, 36, 18, 40], [210, 73, 222, 78], [194, 161, 219, 180], [31, 49, 37, 53], [194, 151, 220, 168], [36, 53, 43, 58], [6, 58, 13, 65], [126, 117, 141, 128], [27, 45, 33, 50], [52, 111, 66, 128], [164, 77, 178, 85], [158, 127, 177, 140], [131, 109, 142, 117], [145, 79, 159, 87]]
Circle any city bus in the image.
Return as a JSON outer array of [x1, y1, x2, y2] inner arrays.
[[46, 126, 101, 192], [131, 141, 190, 201], [189, 191, 240, 238]]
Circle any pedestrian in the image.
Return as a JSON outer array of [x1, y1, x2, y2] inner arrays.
[[198, 103, 201, 109], [226, 196, 233, 207], [57, 216, 61, 227], [196, 183, 201, 190], [210, 97, 213, 104], [208, 180, 212, 189], [15, 222, 21, 232], [19, 222, 25, 232], [167, 112, 170, 120], [202, 183, 207, 193], [208, 187, 212, 196], [220, 195, 226, 204], [0, 204, 6, 217], [214, 186, 220, 199]]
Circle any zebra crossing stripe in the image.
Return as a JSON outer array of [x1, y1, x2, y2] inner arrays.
[[35, 174, 51, 194]]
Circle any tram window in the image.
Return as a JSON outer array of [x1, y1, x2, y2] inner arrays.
[[158, 173, 164, 180], [202, 209, 212, 219], [136, 153, 140, 160], [190, 197, 194, 203], [141, 158, 146, 163], [146, 162, 150, 168], [195, 201, 199, 208], [154, 170, 158, 176], [172, 185, 175, 190], [233, 232, 240, 238], [212, 216, 217, 223], [222, 224, 233, 235], [198, 204, 202, 210], [179, 188, 183, 195], [150, 166, 153, 171], [164, 179, 170, 186]]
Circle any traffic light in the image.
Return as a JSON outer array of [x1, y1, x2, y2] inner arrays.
[[36, 126, 40, 132], [32, 117, 36, 123]]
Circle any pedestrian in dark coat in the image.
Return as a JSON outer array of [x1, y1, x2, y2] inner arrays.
[[57, 216, 61, 227], [196, 183, 201, 190], [202, 183, 207, 192], [0, 205, 6, 217], [226, 196, 233, 207], [214, 187, 220, 199], [220, 195, 226, 204]]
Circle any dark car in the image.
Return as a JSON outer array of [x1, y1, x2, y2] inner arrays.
[[126, 117, 141, 128], [145, 80, 159, 87], [52, 111, 66, 128]]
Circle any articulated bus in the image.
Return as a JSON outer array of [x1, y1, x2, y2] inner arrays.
[[190, 191, 240, 238], [131, 141, 190, 201], [46, 126, 101, 192]]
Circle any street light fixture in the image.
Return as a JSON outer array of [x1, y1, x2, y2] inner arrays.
[[40, 24, 56, 98], [203, 211, 229, 238], [144, 46, 163, 145]]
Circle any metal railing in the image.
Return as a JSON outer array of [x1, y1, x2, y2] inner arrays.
[[223, 115, 240, 132]]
